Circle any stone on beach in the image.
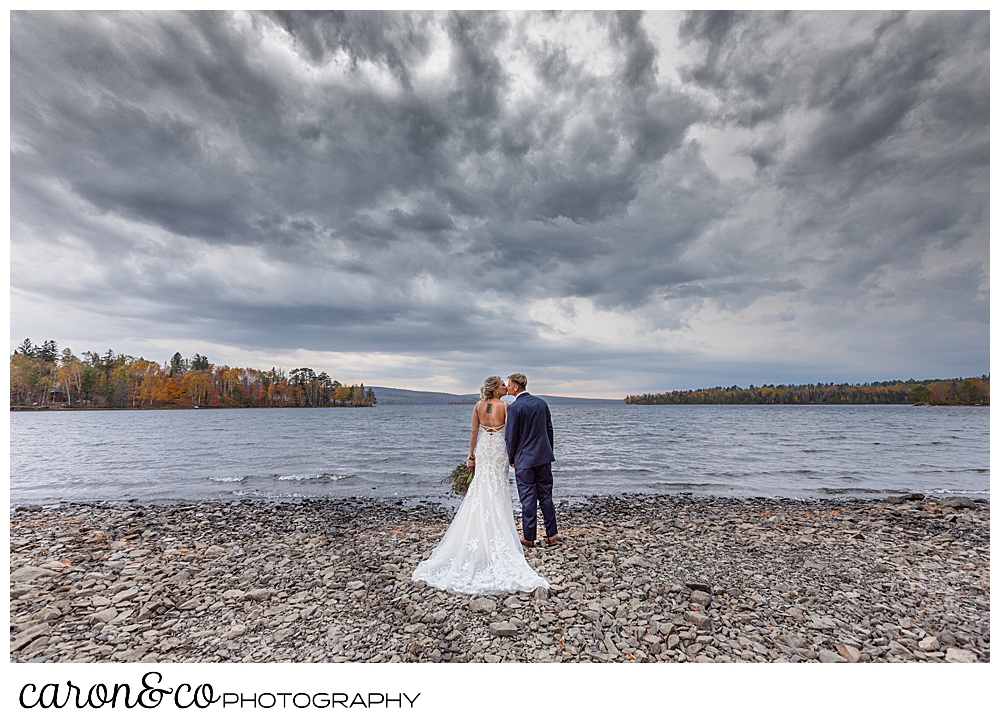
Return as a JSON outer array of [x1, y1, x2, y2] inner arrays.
[[12, 623, 50, 652], [818, 649, 846, 663], [489, 621, 518, 637], [939, 497, 975, 509], [469, 598, 497, 613], [684, 611, 713, 631], [603, 634, 620, 658], [918, 637, 940, 652], [836, 644, 862, 663], [8, 493, 990, 665], [690, 590, 712, 608], [10, 566, 58, 583], [945, 648, 977, 663], [88, 608, 118, 625]]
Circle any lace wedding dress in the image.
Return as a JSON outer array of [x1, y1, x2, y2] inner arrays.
[[412, 426, 549, 594]]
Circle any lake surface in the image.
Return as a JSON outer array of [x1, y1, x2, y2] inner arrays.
[[9, 404, 989, 506]]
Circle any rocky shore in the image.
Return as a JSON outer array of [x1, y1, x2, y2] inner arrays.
[[10, 493, 989, 663]]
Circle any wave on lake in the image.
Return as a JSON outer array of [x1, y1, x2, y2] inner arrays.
[[10, 404, 989, 506]]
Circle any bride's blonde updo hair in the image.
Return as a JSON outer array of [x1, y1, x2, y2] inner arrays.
[[480, 375, 503, 401]]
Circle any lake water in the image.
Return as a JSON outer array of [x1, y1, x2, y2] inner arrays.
[[8, 404, 989, 506]]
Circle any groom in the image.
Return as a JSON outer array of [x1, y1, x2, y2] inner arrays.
[[505, 373, 563, 547]]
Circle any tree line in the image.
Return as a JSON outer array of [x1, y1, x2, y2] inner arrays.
[[624, 377, 990, 406], [10, 338, 376, 409]]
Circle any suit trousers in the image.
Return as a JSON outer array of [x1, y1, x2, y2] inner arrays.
[[514, 463, 558, 541]]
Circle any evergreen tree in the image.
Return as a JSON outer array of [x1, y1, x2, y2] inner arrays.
[[38, 340, 59, 363], [169, 352, 188, 376]]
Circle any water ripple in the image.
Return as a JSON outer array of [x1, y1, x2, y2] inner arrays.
[[9, 404, 989, 505]]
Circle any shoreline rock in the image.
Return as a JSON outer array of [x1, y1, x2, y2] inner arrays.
[[9, 494, 990, 663]]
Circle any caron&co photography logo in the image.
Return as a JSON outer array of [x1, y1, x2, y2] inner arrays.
[[18, 671, 421, 711]]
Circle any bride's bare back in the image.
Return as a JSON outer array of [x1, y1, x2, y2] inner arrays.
[[473, 398, 507, 430], [467, 394, 508, 463]]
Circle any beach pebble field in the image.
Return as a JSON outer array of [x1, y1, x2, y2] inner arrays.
[[10, 494, 989, 663]]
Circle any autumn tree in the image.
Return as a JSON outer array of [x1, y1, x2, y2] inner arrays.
[[12, 339, 375, 409], [183, 370, 212, 407], [56, 349, 84, 406]]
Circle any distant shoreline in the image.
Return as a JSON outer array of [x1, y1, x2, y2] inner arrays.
[[370, 387, 623, 405], [9, 405, 375, 412], [626, 376, 989, 406], [12, 400, 991, 412]]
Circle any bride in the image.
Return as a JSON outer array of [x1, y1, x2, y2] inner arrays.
[[412, 376, 549, 594]]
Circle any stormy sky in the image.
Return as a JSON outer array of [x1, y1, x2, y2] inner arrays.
[[9, 11, 989, 396]]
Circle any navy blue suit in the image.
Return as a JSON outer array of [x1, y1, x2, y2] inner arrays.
[[505, 392, 558, 541]]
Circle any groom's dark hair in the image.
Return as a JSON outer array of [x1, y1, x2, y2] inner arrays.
[[508, 373, 527, 389]]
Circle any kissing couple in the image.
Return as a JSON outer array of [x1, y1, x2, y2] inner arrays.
[[412, 373, 561, 594]]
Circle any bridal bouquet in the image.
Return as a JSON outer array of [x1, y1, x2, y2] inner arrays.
[[446, 463, 475, 496]]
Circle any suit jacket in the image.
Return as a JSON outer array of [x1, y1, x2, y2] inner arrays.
[[505, 392, 555, 469]]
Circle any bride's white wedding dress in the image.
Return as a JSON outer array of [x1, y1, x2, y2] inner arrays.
[[412, 425, 549, 594]]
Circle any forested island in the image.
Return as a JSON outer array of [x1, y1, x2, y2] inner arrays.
[[624, 377, 989, 406], [10, 338, 375, 409]]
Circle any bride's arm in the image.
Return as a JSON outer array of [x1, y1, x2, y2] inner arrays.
[[468, 402, 480, 467]]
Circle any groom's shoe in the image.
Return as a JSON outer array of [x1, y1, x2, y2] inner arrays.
[[520, 537, 535, 548], [546, 533, 565, 544]]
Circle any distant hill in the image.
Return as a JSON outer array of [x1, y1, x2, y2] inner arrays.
[[536, 395, 622, 405], [371, 388, 478, 404], [371, 387, 622, 405]]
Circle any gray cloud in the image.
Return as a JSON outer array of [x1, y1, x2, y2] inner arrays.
[[10, 10, 988, 394]]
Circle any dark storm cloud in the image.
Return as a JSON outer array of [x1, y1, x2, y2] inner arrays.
[[265, 10, 433, 88], [680, 11, 988, 211], [12, 12, 710, 321], [678, 11, 988, 320], [10, 10, 989, 390]]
